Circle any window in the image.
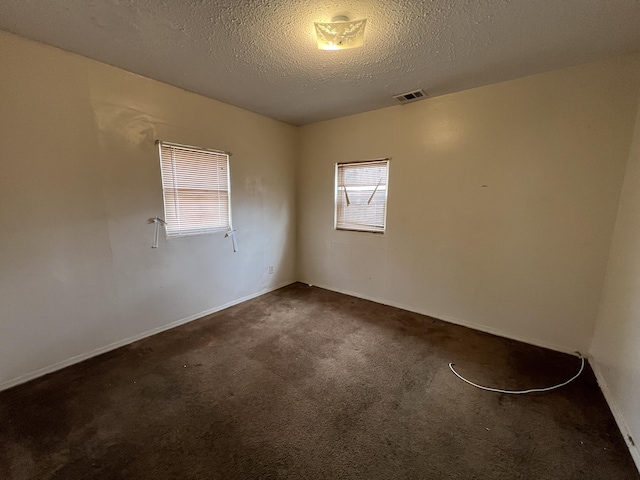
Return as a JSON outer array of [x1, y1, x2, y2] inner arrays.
[[335, 159, 389, 233], [158, 141, 231, 237]]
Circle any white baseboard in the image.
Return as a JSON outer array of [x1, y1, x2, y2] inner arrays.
[[589, 356, 640, 473], [304, 281, 578, 355], [0, 280, 295, 392]]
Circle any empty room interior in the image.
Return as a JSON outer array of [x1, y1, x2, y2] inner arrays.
[[2, 1, 640, 478]]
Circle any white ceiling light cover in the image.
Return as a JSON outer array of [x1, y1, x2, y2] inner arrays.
[[315, 18, 367, 50]]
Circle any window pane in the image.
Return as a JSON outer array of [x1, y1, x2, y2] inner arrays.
[[159, 143, 231, 237], [335, 160, 389, 233]]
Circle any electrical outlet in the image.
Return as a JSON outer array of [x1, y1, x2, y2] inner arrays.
[[268, 265, 274, 274]]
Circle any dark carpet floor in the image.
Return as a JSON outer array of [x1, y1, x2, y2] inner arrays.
[[1, 283, 638, 479]]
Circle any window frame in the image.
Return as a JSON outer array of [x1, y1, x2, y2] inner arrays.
[[157, 141, 232, 238], [334, 158, 390, 234]]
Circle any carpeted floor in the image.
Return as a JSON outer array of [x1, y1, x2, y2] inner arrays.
[[1, 283, 638, 479]]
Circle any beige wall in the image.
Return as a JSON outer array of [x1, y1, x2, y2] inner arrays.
[[590, 93, 640, 468], [0, 31, 297, 387], [298, 55, 640, 353]]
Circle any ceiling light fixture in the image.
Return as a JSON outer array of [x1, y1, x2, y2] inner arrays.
[[315, 16, 367, 50]]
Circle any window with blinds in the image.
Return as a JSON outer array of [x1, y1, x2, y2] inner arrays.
[[158, 141, 231, 237], [335, 159, 389, 233]]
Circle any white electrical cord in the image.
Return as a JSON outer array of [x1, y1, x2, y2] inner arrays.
[[448, 352, 584, 394]]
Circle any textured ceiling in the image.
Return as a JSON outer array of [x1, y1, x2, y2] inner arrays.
[[2, 0, 640, 125]]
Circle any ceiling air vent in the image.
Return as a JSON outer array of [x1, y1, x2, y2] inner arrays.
[[393, 89, 427, 104]]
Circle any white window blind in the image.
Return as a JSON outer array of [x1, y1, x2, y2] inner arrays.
[[335, 159, 389, 233], [158, 142, 231, 237]]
